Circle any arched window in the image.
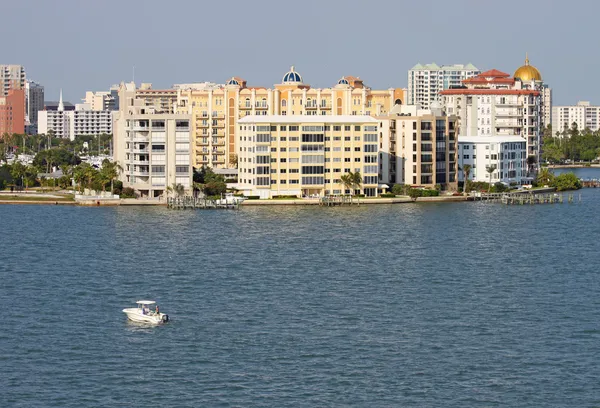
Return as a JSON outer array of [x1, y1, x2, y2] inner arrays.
[[394, 99, 402, 105], [281, 99, 287, 107], [245, 98, 250, 108]]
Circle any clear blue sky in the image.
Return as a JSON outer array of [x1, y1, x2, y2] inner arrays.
[[2, 0, 595, 105]]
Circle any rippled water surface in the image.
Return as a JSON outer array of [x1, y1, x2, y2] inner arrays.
[[2, 182, 600, 406]]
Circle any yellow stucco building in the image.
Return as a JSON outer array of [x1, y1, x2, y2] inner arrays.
[[176, 67, 405, 169]]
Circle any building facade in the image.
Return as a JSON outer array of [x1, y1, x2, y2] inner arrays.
[[25, 80, 44, 134], [408, 63, 479, 108], [39, 92, 113, 140], [458, 136, 528, 185], [378, 104, 458, 190], [441, 57, 549, 165], [236, 115, 381, 198], [552, 101, 600, 134], [83, 87, 119, 111], [1, 65, 26, 96], [113, 82, 193, 198], [0, 89, 25, 136], [175, 67, 406, 170]]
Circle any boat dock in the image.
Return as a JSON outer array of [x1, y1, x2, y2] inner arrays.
[[319, 195, 358, 206], [167, 196, 240, 210], [580, 179, 600, 188], [473, 191, 581, 205]]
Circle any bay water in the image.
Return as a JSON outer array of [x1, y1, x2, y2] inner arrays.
[[1, 171, 600, 406]]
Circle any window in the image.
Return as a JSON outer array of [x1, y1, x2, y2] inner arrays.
[[344, 126, 351, 131]]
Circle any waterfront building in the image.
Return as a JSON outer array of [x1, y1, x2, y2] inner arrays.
[[82, 86, 119, 111], [1, 65, 26, 96], [176, 67, 406, 170], [458, 136, 528, 185], [552, 101, 600, 134], [236, 115, 381, 199], [39, 91, 113, 140], [25, 80, 44, 134], [407, 63, 479, 108], [113, 82, 193, 198], [378, 104, 458, 190], [0, 89, 25, 136], [441, 56, 549, 165]]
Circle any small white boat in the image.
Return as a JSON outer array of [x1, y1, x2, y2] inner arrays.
[[122, 300, 169, 325], [215, 192, 246, 206]]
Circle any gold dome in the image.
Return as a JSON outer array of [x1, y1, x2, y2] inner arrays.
[[514, 53, 542, 81]]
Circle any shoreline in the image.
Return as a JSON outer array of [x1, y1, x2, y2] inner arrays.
[[0, 195, 472, 206], [547, 164, 600, 169]]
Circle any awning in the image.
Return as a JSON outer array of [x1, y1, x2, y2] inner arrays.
[[378, 184, 389, 189]]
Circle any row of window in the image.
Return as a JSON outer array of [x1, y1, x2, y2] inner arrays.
[[240, 125, 375, 132]]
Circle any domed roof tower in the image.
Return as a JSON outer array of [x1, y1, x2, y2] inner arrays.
[[282, 66, 303, 84], [514, 53, 542, 82]]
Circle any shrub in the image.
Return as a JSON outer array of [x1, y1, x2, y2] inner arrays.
[[553, 173, 582, 191], [121, 187, 136, 198], [421, 189, 440, 197], [272, 195, 299, 199], [245, 195, 260, 200], [380, 193, 396, 198]]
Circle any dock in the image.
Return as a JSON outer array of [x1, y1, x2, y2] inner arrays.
[[319, 195, 357, 206], [580, 179, 600, 188], [167, 196, 240, 210], [473, 191, 581, 205]]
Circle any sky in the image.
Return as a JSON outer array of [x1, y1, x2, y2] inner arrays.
[[2, 0, 597, 105]]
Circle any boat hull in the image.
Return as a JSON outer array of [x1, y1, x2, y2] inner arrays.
[[122, 308, 168, 325]]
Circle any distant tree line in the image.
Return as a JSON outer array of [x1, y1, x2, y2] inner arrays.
[[542, 124, 600, 163]]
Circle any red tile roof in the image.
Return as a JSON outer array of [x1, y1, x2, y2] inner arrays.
[[440, 89, 540, 96], [477, 69, 510, 77], [463, 77, 515, 85]]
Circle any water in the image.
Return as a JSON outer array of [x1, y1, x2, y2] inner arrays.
[[2, 177, 600, 406]]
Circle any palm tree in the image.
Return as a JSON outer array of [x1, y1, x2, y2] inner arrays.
[[537, 167, 555, 186], [340, 173, 353, 196], [351, 171, 362, 195], [462, 164, 471, 194], [99, 159, 123, 193], [167, 183, 184, 198], [486, 164, 497, 193]]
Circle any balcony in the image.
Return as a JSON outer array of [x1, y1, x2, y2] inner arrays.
[[255, 102, 268, 109], [240, 104, 252, 109], [305, 104, 317, 109], [196, 141, 209, 146]]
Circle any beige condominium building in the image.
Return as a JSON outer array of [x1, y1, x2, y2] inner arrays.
[[176, 67, 406, 170], [236, 115, 381, 198], [378, 104, 458, 190], [113, 82, 193, 198]]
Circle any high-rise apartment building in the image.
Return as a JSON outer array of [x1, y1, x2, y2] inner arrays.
[[408, 63, 479, 108], [25, 80, 44, 134], [552, 101, 600, 134], [1, 65, 26, 96], [236, 116, 381, 198], [113, 82, 193, 198], [39, 91, 112, 139], [378, 104, 458, 189], [176, 67, 406, 169], [82, 86, 119, 111], [441, 56, 549, 165], [0, 89, 25, 136]]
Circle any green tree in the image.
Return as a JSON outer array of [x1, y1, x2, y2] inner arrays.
[[537, 167, 555, 186], [553, 173, 582, 191], [99, 159, 122, 192], [485, 164, 497, 193], [462, 164, 472, 193]]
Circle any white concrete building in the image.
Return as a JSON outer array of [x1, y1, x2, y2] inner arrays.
[[113, 82, 193, 198], [441, 58, 548, 165], [1, 65, 26, 96], [408, 63, 479, 108], [552, 101, 600, 134], [458, 136, 527, 185], [25, 80, 44, 134], [39, 92, 113, 140]]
